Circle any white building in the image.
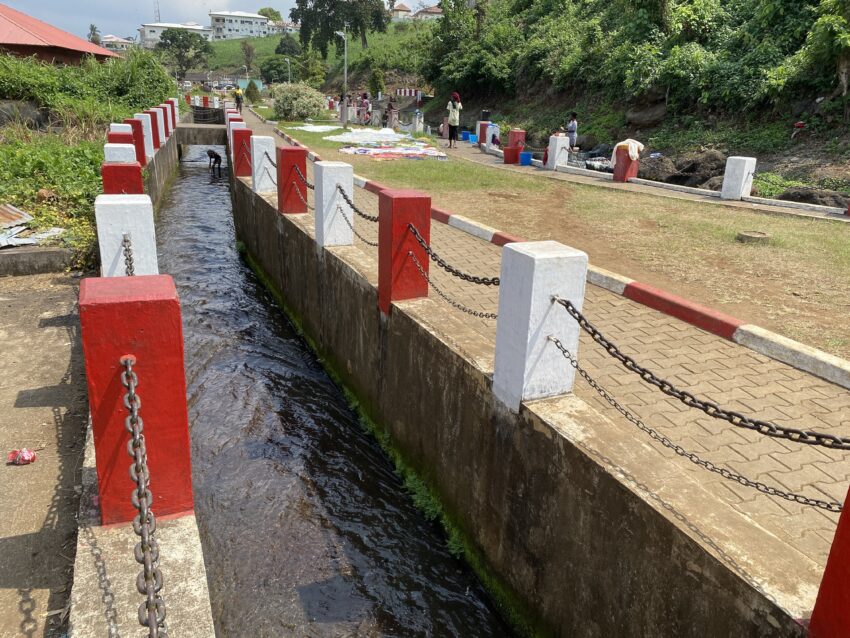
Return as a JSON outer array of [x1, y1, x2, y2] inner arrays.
[[413, 5, 442, 19], [101, 34, 134, 51], [269, 20, 300, 35], [391, 3, 412, 20], [138, 22, 211, 49], [208, 11, 273, 40]]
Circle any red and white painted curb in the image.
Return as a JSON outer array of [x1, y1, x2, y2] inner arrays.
[[269, 121, 850, 390]]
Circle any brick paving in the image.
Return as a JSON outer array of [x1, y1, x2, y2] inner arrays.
[[243, 111, 850, 576]]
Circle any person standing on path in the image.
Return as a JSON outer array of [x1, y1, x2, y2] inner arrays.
[[566, 112, 578, 150], [234, 87, 244, 113], [446, 92, 462, 148]]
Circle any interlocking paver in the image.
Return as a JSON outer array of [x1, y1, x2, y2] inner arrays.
[[245, 110, 850, 574]]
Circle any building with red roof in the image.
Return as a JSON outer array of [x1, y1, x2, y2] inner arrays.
[[0, 3, 117, 64]]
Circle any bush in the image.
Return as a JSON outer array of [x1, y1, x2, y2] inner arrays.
[[245, 79, 261, 103], [271, 82, 325, 120], [368, 67, 386, 96]]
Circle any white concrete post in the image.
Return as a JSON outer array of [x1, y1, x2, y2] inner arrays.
[[109, 123, 133, 135], [94, 194, 159, 277], [347, 106, 357, 123], [250, 135, 277, 193], [492, 241, 588, 412], [153, 108, 167, 144], [721, 156, 757, 200], [377, 91, 382, 101], [546, 135, 571, 170], [372, 109, 382, 127], [168, 97, 180, 123], [413, 112, 424, 134], [228, 121, 246, 158], [133, 113, 154, 160], [103, 143, 138, 164], [160, 103, 174, 131], [314, 161, 355, 247], [194, 95, 201, 107], [213, 96, 220, 109], [486, 123, 501, 152]]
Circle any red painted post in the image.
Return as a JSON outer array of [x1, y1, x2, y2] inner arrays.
[[613, 146, 640, 182], [123, 118, 147, 167], [478, 122, 489, 147], [378, 189, 431, 315], [157, 105, 171, 138], [144, 109, 161, 150], [107, 132, 135, 146], [503, 147, 520, 165], [185, 93, 191, 105], [508, 129, 526, 148], [79, 275, 194, 525], [277, 146, 308, 214], [232, 128, 253, 177], [101, 162, 144, 195], [809, 488, 850, 637], [203, 95, 209, 108]]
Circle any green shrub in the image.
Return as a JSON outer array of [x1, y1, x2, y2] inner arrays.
[[245, 79, 261, 103], [271, 82, 325, 120]]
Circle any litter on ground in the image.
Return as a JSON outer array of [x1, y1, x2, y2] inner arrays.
[[7, 448, 37, 465]]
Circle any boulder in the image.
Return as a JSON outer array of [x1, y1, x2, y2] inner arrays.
[[701, 176, 724, 191], [625, 102, 667, 127], [638, 156, 678, 182], [575, 133, 598, 150], [777, 187, 849, 209], [587, 143, 613, 159], [668, 149, 727, 187]]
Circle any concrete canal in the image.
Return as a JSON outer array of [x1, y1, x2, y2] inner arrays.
[[154, 146, 513, 635]]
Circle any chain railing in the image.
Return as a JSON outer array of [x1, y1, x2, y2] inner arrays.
[[337, 205, 378, 247], [263, 150, 277, 168], [548, 337, 843, 512], [262, 166, 277, 186], [122, 233, 135, 277], [336, 185, 379, 222], [554, 296, 850, 451], [294, 164, 314, 190], [293, 183, 313, 210], [120, 356, 168, 636], [407, 224, 500, 286], [409, 251, 498, 319]]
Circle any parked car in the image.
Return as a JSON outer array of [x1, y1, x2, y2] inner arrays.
[[182, 81, 192, 90]]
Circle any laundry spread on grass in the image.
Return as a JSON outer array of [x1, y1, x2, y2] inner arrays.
[[289, 124, 343, 133], [323, 128, 447, 161]]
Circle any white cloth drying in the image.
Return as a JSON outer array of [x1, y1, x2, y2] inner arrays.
[[610, 139, 645, 167]]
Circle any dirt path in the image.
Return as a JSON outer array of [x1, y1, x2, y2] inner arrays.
[[0, 273, 88, 637]]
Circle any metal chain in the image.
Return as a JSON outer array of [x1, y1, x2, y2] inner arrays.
[[407, 224, 501, 286], [294, 164, 314, 190], [549, 338, 843, 512], [263, 150, 277, 168], [554, 297, 850, 451], [293, 183, 313, 210], [262, 165, 277, 186], [409, 251, 498, 319], [120, 356, 168, 637], [122, 233, 135, 277], [337, 205, 378, 247], [336, 185, 379, 222]]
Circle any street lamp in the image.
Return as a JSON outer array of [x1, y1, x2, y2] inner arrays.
[[334, 30, 348, 126], [284, 57, 291, 83], [241, 64, 249, 86]]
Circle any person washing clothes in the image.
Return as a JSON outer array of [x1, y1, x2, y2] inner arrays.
[[446, 92, 462, 148], [565, 112, 578, 150]]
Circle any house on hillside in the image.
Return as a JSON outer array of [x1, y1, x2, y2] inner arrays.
[[270, 21, 300, 35], [139, 22, 212, 49], [413, 5, 443, 20], [101, 35, 134, 52], [0, 3, 116, 64], [391, 3, 412, 20], [208, 11, 273, 41]]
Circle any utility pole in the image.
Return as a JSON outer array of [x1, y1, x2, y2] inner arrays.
[[335, 30, 348, 127], [154, 0, 161, 22]]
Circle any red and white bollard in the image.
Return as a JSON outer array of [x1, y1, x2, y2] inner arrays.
[[101, 143, 144, 195], [122, 118, 148, 167], [377, 189, 431, 315], [79, 274, 194, 525], [232, 128, 253, 177], [144, 108, 162, 150], [809, 490, 850, 637], [132, 113, 155, 160], [277, 146, 308, 214], [155, 105, 171, 139]]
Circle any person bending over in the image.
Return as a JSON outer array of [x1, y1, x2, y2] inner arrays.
[[207, 149, 222, 177]]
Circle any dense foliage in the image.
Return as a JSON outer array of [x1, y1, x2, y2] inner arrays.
[[0, 50, 173, 131], [425, 0, 850, 114], [245, 79, 261, 103], [271, 82, 326, 119], [291, 0, 389, 53], [157, 28, 213, 81]]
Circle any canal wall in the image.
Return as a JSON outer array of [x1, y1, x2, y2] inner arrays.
[[144, 130, 179, 209], [231, 177, 808, 637]]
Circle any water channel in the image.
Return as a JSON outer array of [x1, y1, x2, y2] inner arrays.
[[154, 146, 513, 636]]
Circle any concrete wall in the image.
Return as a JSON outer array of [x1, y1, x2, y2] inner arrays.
[[144, 130, 180, 209], [231, 177, 808, 638], [176, 124, 228, 148]]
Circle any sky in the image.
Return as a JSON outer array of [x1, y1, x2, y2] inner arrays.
[[6, 0, 297, 41]]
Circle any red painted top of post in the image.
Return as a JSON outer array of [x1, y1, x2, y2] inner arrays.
[[144, 109, 161, 150], [107, 131, 135, 146], [809, 487, 850, 637], [185, 93, 191, 104], [123, 118, 147, 167], [167, 100, 177, 128], [508, 129, 526, 148], [79, 275, 194, 525], [277, 146, 308, 214], [232, 128, 253, 177], [101, 162, 144, 195], [202, 95, 209, 108], [157, 105, 171, 138], [378, 189, 431, 315]]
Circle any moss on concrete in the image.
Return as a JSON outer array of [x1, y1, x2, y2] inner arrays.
[[241, 249, 548, 637]]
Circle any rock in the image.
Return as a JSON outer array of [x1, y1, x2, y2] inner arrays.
[[777, 187, 849, 209], [587, 143, 613, 159], [668, 149, 727, 187], [701, 176, 724, 191], [625, 102, 667, 127], [638, 156, 678, 182], [575, 133, 598, 150], [36, 188, 58, 203]]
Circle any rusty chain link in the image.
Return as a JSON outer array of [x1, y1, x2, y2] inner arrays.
[[263, 150, 277, 167], [122, 233, 135, 277], [337, 205, 378, 247], [549, 337, 843, 512], [120, 356, 168, 636], [336, 185, 379, 222], [294, 164, 314, 190], [407, 224, 500, 286], [409, 251, 498, 319], [554, 296, 850, 451], [293, 183, 313, 210]]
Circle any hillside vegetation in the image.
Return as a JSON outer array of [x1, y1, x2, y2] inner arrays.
[[209, 35, 281, 72]]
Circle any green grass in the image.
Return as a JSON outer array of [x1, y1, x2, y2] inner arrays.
[[209, 35, 281, 72]]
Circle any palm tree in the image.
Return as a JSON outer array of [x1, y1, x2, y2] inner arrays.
[[88, 24, 101, 45]]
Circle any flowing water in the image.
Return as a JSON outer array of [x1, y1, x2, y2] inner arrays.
[[154, 146, 513, 637]]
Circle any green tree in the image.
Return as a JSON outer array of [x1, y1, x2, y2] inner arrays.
[[245, 79, 261, 103], [88, 24, 101, 45], [156, 29, 213, 81], [368, 66, 385, 95], [276, 34, 302, 56], [241, 40, 256, 73], [296, 48, 327, 88], [260, 55, 295, 83], [258, 7, 283, 22], [291, 0, 389, 55]]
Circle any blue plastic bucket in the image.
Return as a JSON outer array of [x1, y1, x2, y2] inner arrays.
[[469, 134, 478, 144], [519, 151, 533, 166], [461, 130, 470, 141]]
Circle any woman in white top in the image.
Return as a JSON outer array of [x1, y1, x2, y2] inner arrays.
[[446, 91, 462, 148]]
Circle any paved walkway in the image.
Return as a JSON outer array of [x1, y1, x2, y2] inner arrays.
[[243, 111, 850, 606], [0, 273, 88, 637]]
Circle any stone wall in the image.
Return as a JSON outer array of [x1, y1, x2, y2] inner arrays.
[[231, 176, 808, 637], [144, 131, 180, 209]]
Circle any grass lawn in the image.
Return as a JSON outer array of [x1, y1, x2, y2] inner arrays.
[[209, 36, 281, 72], [276, 121, 850, 359]]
